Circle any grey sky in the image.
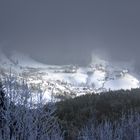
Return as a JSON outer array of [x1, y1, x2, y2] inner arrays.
[[0, 0, 140, 69]]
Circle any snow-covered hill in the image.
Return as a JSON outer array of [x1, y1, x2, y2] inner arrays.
[[0, 49, 139, 102]]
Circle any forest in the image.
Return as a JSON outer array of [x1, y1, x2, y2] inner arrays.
[[0, 77, 140, 140]]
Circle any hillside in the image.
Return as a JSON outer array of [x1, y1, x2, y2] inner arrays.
[[0, 50, 139, 102], [56, 89, 140, 139]]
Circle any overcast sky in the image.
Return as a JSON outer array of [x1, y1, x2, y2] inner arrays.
[[0, 0, 140, 68]]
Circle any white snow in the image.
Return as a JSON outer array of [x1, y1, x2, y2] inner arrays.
[[0, 50, 140, 102], [104, 73, 139, 90]]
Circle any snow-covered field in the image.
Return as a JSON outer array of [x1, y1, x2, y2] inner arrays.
[[0, 50, 139, 102]]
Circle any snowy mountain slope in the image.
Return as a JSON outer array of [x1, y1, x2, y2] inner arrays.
[[0, 50, 13, 67], [0, 50, 139, 102], [104, 73, 139, 90], [8, 51, 50, 68]]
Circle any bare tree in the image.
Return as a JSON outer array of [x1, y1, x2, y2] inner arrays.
[[0, 75, 63, 140], [78, 112, 140, 140]]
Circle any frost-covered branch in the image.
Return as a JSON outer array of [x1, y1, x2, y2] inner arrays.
[[0, 76, 63, 140]]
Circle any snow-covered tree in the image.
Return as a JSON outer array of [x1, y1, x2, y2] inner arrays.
[[0, 75, 63, 140], [78, 112, 140, 140]]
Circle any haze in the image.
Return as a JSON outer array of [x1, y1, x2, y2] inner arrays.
[[0, 0, 140, 70]]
